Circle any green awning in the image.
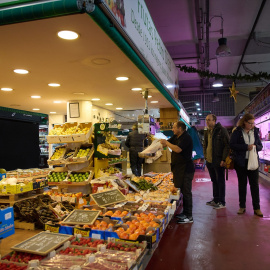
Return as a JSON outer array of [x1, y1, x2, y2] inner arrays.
[[0, 0, 84, 25]]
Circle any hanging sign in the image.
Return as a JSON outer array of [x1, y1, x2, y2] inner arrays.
[[180, 108, 190, 125], [102, 0, 179, 99]]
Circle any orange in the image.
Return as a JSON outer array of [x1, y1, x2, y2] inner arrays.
[[115, 227, 124, 233], [94, 220, 101, 226], [122, 211, 128, 216], [105, 211, 113, 216], [134, 213, 139, 217], [114, 210, 121, 215], [100, 221, 108, 227], [120, 232, 129, 240], [157, 215, 164, 219], [129, 233, 138, 240], [126, 221, 132, 226]]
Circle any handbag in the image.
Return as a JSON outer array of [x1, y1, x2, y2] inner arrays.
[[225, 150, 234, 170], [247, 146, 259, 170]]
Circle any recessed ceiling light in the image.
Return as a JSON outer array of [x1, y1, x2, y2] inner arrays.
[[116, 77, 129, 81], [48, 83, 60, 87], [33, 108, 40, 111], [54, 101, 62, 103], [91, 98, 100, 101], [14, 69, 29, 74], [131, 88, 142, 91], [57, 30, 79, 40], [73, 92, 85, 95], [50, 112, 56, 114], [1, 87, 13, 91], [116, 107, 123, 110], [150, 101, 158, 103], [31, 95, 41, 99], [142, 95, 152, 98], [105, 103, 113, 105]]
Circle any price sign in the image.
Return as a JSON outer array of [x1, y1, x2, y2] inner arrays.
[[62, 210, 100, 225], [90, 189, 127, 207], [11, 232, 72, 256]]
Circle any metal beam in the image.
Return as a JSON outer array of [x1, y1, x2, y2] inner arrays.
[[235, 0, 267, 76]]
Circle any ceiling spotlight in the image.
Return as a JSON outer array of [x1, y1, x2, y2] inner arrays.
[[57, 30, 79, 40], [216, 38, 231, 57], [116, 77, 129, 81], [48, 83, 60, 87], [212, 79, 223, 87], [92, 98, 100, 101], [31, 96, 41, 99], [105, 103, 113, 105], [54, 101, 62, 103], [212, 93, 220, 103], [116, 107, 123, 110], [50, 112, 56, 114], [150, 101, 158, 103], [131, 88, 142, 91], [14, 69, 29, 74], [199, 113, 202, 116], [197, 108, 201, 111], [1, 87, 13, 91], [33, 108, 40, 111], [195, 103, 200, 106]]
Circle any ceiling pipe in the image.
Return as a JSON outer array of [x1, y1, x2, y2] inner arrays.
[[235, 0, 267, 77], [194, 0, 205, 71]]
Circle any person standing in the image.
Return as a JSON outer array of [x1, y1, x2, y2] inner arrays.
[[125, 123, 147, 176], [203, 114, 230, 209], [229, 113, 263, 217], [160, 121, 195, 224]]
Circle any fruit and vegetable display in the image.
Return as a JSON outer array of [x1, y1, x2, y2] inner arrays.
[[2, 251, 45, 263], [49, 126, 63, 135], [13, 198, 40, 222], [0, 262, 27, 270], [59, 247, 96, 256], [71, 237, 105, 247], [35, 205, 60, 224], [68, 171, 90, 182], [50, 147, 66, 160], [61, 200, 75, 212], [76, 147, 91, 158], [131, 178, 158, 191], [75, 126, 91, 134], [62, 126, 77, 135], [106, 242, 142, 252], [47, 171, 68, 182]]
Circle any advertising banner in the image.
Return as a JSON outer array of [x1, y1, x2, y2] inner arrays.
[[103, 0, 179, 99]]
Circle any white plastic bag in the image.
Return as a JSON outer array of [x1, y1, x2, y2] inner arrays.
[[247, 146, 259, 170]]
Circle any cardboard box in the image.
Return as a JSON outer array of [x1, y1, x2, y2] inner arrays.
[[0, 207, 15, 239]]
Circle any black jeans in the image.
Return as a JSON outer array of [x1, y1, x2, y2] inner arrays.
[[129, 150, 143, 176], [172, 165, 194, 217], [235, 160, 260, 209], [206, 162, 226, 205]]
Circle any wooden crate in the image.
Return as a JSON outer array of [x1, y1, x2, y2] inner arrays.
[[14, 220, 36, 230], [0, 188, 44, 206]]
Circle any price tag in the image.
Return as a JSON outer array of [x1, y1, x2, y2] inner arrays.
[[138, 203, 149, 212], [79, 198, 84, 204], [91, 233, 101, 239], [97, 187, 104, 192], [114, 202, 127, 208]]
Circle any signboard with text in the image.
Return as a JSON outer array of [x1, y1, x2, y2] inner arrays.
[[103, 0, 179, 99]]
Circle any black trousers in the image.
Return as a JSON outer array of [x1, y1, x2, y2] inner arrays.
[[235, 160, 260, 210], [206, 162, 226, 205], [129, 150, 143, 176], [172, 164, 194, 217]]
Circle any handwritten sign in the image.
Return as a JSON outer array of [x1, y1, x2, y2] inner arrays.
[[11, 232, 72, 256], [90, 189, 127, 207], [62, 210, 100, 225]]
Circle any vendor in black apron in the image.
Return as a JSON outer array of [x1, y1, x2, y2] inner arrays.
[[160, 121, 195, 224]]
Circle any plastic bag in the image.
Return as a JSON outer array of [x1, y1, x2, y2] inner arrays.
[[247, 146, 259, 170]]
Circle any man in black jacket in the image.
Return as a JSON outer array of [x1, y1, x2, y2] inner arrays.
[[203, 114, 230, 209], [125, 123, 147, 176], [161, 121, 194, 224]]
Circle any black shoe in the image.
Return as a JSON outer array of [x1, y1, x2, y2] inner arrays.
[[206, 199, 216, 206], [177, 216, 193, 224], [175, 213, 185, 219]]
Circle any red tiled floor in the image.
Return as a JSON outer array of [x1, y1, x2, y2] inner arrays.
[[146, 169, 270, 270]]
